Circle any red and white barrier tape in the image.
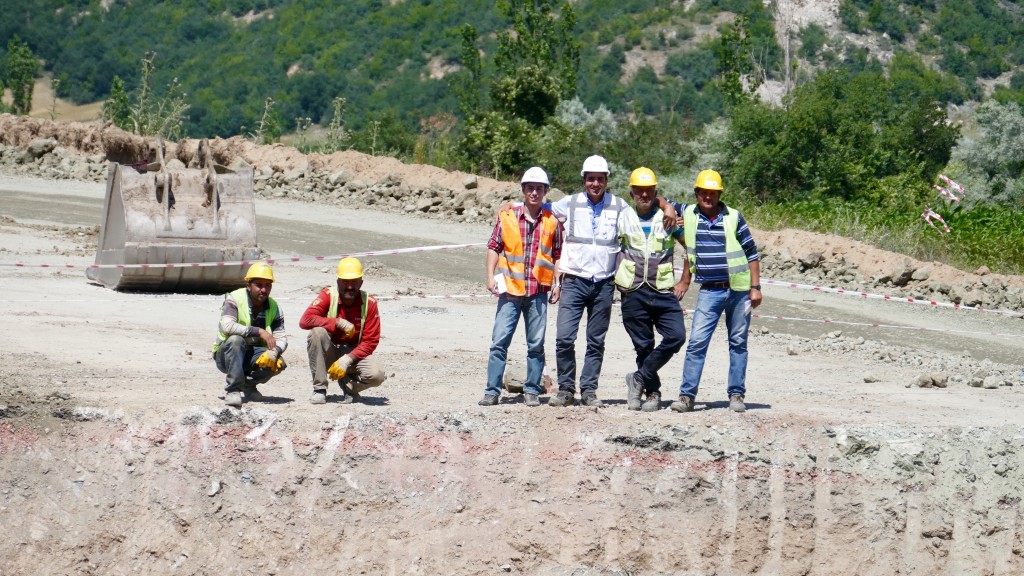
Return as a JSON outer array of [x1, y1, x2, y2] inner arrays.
[[760, 278, 1024, 319], [748, 312, 1021, 338], [4, 241, 1022, 320], [5, 289, 1019, 338], [0, 242, 486, 270]]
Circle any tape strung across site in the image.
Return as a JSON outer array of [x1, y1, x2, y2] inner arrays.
[[0, 242, 487, 270], [5, 239, 1023, 322], [4, 289, 1019, 338], [760, 278, 1024, 319]]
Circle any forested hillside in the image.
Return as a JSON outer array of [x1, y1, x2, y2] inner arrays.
[[3, 0, 1024, 273], [7, 1, 1023, 138]]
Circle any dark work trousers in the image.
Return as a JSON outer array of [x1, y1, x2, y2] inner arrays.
[[620, 284, 686, 394], [555, 274, 615, 395]]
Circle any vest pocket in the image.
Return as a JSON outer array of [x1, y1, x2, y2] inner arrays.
[[656, 262, 675, 288], [615, 260, 636, 287]]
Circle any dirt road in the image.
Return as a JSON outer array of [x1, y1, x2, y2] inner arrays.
[[2, 175, 1024, 575]]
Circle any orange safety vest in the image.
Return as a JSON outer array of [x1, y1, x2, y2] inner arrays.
[[497, 208, 558, 296]]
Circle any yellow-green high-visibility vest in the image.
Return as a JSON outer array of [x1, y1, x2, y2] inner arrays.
[[683, 204, 751, 291], [212, 287, 279, 352], [328, 286, 369, 342]]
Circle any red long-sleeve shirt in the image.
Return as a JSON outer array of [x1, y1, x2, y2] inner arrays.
[[299, 287, 381, 360]]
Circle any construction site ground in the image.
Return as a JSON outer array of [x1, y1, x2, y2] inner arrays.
[[2, 174, 1024, 576]]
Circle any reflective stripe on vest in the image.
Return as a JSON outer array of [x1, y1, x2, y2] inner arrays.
[[614, 208, 677, 292], [496, 208, 558, 296], [682, 204, 751, 291], [212, 287, 278, 352], [328, 286, 369, 342], [561, 193, 625, 278]]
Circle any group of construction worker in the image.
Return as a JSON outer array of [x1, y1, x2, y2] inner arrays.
[[481, 155, 761, 413], [212, 257, 385, 407], [211, 154, 761, 413]]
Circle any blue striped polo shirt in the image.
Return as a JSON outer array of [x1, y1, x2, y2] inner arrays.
[[672, 201, 759, 284]]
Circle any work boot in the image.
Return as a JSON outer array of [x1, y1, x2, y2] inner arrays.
[[310, 391, 327, 405], [340, 380, 361, 401], [641, 391, 661, 412], [670, 395, 695, 413], [478, 394, 499, 406], [580, 392, 604, 408], [225, 391, 243, 408], [242, 385, 263, 401], [524, 393, 540, 407], [338, 393, 354, 405], [729, 394, 746, 413], [625, 372, 643, 411], [548, 390, 575, 407]]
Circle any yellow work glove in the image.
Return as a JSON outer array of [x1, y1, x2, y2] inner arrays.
[[327, 354, 354, 381], [274, 357, 285, 372], [336, 317, 357, 339], [255, 350, 280, 371]]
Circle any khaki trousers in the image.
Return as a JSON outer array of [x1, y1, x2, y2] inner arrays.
[[306, 327, 386, 394]]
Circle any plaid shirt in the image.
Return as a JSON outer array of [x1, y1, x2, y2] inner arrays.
[[488, 206, 563, 297]]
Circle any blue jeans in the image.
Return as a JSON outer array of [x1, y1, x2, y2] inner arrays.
[[486, 293, 549, 397], [555, 275, 614, 394], [214, 335, 279, 392], [680, 287, 751, 399], [620, 285, 686, 394]]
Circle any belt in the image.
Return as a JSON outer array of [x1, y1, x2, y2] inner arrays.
[[563, 274, 612, 284], [700, 281, 730, 290]]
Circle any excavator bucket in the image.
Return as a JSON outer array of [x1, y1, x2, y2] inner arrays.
[[87, 139, 262, 292]]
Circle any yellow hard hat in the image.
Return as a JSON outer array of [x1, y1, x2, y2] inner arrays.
[[629, 167, 657, 187], [244, 262, 275, 282], [337, 257, 364, 280], [694, 169, 723, 191]]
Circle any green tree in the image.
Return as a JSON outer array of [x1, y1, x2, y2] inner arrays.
[[6, 35, 40, 115], [494, 0, 580, 99], [950, 100, 1024, 204], [453, 0, 580, 177], [725, 69, 959, 203], [450, 24, 484, 120], [717, 16, 761, 108], [102, 76, 132, 130]]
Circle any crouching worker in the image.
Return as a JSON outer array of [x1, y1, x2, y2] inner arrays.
[[213, 262, 288, 408], [300, 257, 386, 405]]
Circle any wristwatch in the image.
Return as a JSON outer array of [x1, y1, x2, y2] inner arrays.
[[750, 284, 761, 290]]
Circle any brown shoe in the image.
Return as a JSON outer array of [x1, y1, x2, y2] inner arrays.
[[670, 395, 695, 413]]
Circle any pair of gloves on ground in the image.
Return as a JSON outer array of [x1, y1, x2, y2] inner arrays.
[[254, 349, 285, 372]]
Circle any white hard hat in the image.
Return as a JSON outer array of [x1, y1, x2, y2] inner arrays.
[[521, 166, 550, 186], [580, 155, 610, 176]]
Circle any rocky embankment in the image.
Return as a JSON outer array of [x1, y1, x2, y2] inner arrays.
[[2, 113, 1023, 314]]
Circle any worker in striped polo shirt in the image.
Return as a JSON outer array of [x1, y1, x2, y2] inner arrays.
[[669, 169, 762, 413]]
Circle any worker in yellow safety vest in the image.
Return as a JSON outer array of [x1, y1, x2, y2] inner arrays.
[[213, 262, 288, 408], [669, 169, 762, 414]]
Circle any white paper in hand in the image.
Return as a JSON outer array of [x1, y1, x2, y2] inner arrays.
[[493, 273, 507, 295]]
